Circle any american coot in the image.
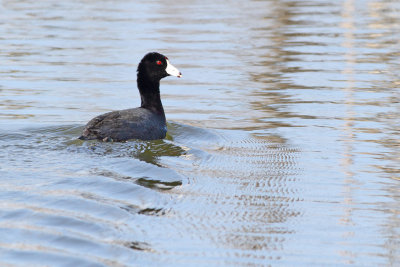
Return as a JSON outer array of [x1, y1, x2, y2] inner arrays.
[[79, 52, 182, 142]]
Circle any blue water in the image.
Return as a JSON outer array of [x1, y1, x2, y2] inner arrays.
[[1, 0, 399, 266]]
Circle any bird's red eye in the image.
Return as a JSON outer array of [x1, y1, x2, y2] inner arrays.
[[156, 60, 162, 65]]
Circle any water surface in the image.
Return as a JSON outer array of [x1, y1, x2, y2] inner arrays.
[[0, 0, 399, 266]]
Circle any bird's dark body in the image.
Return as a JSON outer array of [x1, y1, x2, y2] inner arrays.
[[79, 107, 167, 141], [78, 52, 181, 142]]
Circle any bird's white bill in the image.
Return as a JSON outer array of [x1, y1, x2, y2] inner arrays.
[[166, 59, 182, 78]]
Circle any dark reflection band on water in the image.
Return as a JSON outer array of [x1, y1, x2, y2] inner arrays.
[[0, 0, 400, 266]]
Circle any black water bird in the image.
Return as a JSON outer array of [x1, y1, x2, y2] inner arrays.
[[79, 52, 182, 141]]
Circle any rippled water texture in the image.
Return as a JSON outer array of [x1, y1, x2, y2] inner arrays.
[[1, 0, 400, 266]]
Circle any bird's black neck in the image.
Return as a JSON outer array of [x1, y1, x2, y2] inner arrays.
[[137, 75, 165, 116]]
